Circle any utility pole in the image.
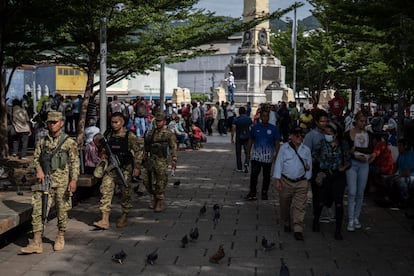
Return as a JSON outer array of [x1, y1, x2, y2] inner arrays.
[[99, 17, 107, 133], [32, 68, 37, 115], [160, 56, 166, 112], [292, 8, 297, 99]]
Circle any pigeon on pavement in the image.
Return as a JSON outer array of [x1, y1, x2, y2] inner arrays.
[[112, 250, 127, 264], [209, 244, 225, 263], [146, 249, 158, 265], [199, 204, 207, 216], [261, 236, 276, 251], [181, 234, 189, 248], [280, 259, 290, 276], [213, 209, 220, 225], [189, 227, 199, 241]]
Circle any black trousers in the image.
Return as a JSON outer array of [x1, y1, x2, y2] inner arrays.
[[249, 160, 272, 196], [313, 171, 347, 232]]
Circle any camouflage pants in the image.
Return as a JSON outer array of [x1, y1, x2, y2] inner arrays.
[[142, 157, 169, 200], [99, 168, 132, 214], [32, 186, 72, 233]]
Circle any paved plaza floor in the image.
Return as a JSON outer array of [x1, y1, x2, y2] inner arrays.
[[0, 135, 413, 275]]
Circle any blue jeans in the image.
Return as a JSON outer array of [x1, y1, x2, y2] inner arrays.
[[346, 159, 369, 223], [125, 119, 133, 131], [235, 139, 248, 170], [135, 117, 147, 138], [397, 176, 414, 203], [176, 134, 190, 147], [227, 86, 234, 102], [12, 132, 29, 158]]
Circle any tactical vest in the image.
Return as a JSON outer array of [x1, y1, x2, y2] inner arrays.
[[146, 130, 169, 158], [107, 131, 133, 167], [40, 134, 70, 174]]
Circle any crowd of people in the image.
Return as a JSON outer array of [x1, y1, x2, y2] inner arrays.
[[5, 90, 414, 253], [230, 96, 414, 241]]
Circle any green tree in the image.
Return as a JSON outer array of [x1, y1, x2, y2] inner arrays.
[[43, 0, 297, 145], [0, 0, 299, 157], [0, 0, 62, 157], [308, 0, 414, 110]]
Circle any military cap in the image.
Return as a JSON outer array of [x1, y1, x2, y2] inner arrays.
[[155, 112, 166, 121], [47, 111, 63, 122]]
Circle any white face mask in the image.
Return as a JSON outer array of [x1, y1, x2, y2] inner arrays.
[[325, 134, 334, 143]]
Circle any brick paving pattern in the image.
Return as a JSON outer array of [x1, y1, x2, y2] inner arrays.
[[0, 135, 413, 275]]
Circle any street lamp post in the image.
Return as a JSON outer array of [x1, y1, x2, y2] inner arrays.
[[98, 4, 126, 132]]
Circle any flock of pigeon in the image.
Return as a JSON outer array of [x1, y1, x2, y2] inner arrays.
[[110, 202, 290, 275]]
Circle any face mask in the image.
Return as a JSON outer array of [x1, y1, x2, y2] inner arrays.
[[325, 134, 334, 143]]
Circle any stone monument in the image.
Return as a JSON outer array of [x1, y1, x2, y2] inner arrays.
[[228, 0, 287, 105]]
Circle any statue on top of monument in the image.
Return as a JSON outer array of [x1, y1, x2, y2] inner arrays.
[[225, 72, 235, 102]]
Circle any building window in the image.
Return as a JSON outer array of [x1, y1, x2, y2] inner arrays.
[[58, 68, 82, 76]]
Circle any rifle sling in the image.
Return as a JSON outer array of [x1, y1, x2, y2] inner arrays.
[[147, 129, 157, 158], [43, 134, 70, 157]]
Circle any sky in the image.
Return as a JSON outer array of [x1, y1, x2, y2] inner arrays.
[[195, 0, 313, 20]]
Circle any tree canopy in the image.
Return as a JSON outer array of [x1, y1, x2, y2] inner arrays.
[[272, 0, 414, 111], [0, 0, 297, 156]]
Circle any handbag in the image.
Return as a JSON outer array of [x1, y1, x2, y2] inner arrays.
[[315, 171, 327, 187]]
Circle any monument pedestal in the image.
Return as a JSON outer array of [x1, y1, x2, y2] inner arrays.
[[231, 53, 285, 105], [226, 0, 286, 106]]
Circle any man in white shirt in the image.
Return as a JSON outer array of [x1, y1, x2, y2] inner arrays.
[[273, 127, 312, 241]]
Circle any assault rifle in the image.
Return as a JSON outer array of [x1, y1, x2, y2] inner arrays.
[[31, 175, 51, 233], [41, 175, 51, 232], [94, 133, 128, 188]]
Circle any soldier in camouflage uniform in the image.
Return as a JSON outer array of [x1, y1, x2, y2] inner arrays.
[[143, 112, 177, 212], [21, 111, 80, 254], [93, 112, 143, 229]]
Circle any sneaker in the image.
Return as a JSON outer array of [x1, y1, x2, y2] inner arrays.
[[354, 219, 362, 229], [244, 194, 257, 201], [319, 216, 331, 223], [347, 222, 355, 232], [234, 169, 244, 173]]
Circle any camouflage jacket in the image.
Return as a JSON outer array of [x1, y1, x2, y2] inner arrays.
[[145, 127, 177, 162], [33, 131, 80, 188]]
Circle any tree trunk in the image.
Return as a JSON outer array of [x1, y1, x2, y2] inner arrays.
[[75, 70, 95, 147], [0, 69, 9, 159]]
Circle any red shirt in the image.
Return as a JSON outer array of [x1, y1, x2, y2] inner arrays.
[[182, 107, 190, 115], [372, 141, 394, 175], [329, 97, 345, 116], [191, 126, 202, 140]]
